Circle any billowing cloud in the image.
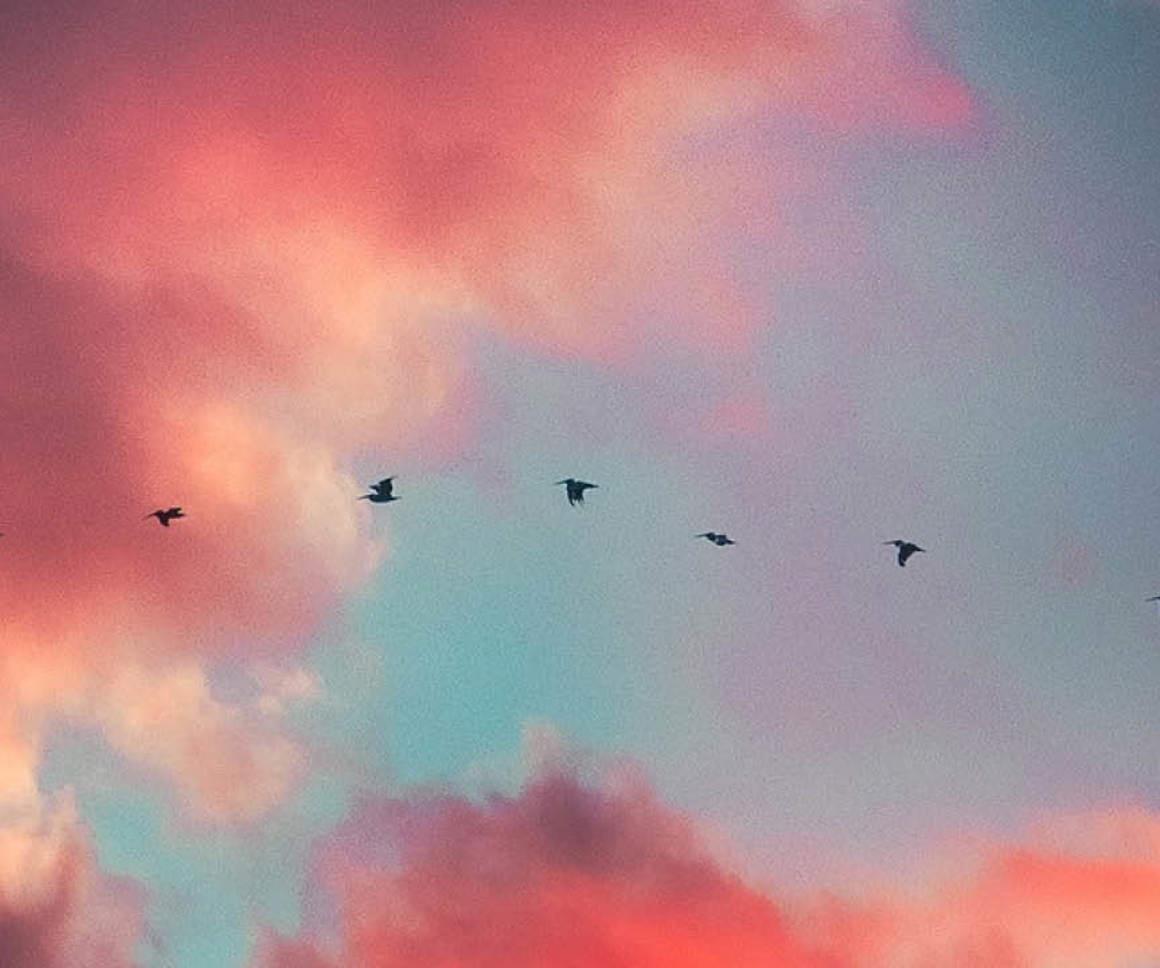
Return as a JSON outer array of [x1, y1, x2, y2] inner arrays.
[[0, 794, 144, 968], [256, 763, 1160, 968], [0, 0, 972, 818], [90, 661, 312, 823], [258, 765, 826, 967]]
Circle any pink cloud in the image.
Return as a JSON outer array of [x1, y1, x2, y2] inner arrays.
[[259, 766, 825, 968], [0, 0, 973, 819], [256, 763, 1160, 968], [90, 661, 311, 824], [0, 796, 144, 968]]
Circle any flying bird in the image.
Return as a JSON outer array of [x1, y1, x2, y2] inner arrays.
[[884, 539, 925, 566], [359, 477, 399, 503], [1147, 595, 1160, 602], [696, 532, 735, 546], [555, 479, 598, 507], [146, 507, 184, 527]]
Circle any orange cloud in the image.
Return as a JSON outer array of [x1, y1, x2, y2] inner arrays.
[[852, 808, 1160, 967]]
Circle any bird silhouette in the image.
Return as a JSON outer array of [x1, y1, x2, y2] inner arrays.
[[555, 479, 597, 507], [696, 532, 735, 546], [884, 539, 925, 566], [1147, 595, 1160, 603], [146, 507, 184, 527], [359, 477, 399, 503]]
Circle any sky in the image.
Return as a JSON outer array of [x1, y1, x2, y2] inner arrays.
[[1, 1, 1159, 966]]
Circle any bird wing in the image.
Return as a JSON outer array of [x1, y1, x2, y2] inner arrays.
[[898, 544, 923, 565]]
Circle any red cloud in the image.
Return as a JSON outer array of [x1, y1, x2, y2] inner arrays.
[[2, 0, 973, 361], [0, 0, 972, 819], [258, 767, 831, 968], [257, 765, 1160, 968]]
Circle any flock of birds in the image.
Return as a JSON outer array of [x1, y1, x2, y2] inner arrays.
[[135, 475, 1160, 594], [139, 475, 941, 570]]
